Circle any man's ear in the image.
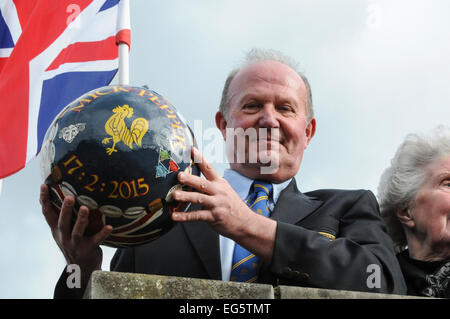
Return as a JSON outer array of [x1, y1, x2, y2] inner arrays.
[[215, 111, 227, 140], [304, 118, 316, 148], [396, 208, 415, 229]]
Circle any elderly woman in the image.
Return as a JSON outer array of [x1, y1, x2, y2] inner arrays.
[[378, 126, 450, 298]]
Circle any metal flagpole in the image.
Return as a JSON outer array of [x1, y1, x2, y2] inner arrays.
[[119, 42, 129, 85], [118, 0, 130, 85]]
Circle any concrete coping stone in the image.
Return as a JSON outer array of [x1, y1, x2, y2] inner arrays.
[[83, 271, 431, 299], [84, 271, 274, 299]]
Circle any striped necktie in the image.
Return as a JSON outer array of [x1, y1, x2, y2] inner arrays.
[[230, 180, 273, 283]]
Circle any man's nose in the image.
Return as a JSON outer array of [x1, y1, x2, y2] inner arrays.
[[259, 104, 280, 128]]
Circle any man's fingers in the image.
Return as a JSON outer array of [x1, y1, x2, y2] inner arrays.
[[173, 189, 212, 206], [71, 206, 90, 242], [192, 147, 220, 181], [179, 148, 223, 194], [40, 184, 58, 229], [91, 225, 113, 246], [177, 172, 214, 195], [58, 196, 75, 240], [171, 210, 214, 223]]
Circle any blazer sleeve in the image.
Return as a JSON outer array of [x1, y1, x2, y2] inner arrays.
[[53, 266, 85, 299], [269, 190, 407, 294]]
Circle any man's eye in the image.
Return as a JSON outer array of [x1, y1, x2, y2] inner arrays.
[[277, 105, 293, 112], [243, 104, 258, 109]]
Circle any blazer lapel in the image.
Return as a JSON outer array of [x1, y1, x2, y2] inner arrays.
[[271, 179, 322, 225], [182, 218, 222, 280]]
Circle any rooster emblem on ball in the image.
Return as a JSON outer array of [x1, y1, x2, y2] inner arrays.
[[102, 104, 149, 155]]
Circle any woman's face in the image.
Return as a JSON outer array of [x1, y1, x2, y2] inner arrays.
[[406, 155, 450, 260]]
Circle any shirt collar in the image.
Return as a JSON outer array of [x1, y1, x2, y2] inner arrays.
[[223, 169, 254, 201], [222, 168, 292, 204], [272, 178, 292, 204]]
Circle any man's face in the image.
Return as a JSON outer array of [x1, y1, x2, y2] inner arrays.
[[216, 60, 316, 183]]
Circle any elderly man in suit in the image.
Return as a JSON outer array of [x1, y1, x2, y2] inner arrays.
[[42, 49, 406, 298]]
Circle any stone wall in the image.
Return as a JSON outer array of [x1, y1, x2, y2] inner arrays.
[[83, 271, 425, 299]]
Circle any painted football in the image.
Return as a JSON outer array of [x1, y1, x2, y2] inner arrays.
[[39, 85, 198, 247]]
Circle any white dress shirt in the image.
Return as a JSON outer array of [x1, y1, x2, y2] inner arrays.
[[219, 169, 292, 281]]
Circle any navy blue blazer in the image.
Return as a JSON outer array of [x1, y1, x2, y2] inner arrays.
[[109, 179, 406, 295], [54, 178, 407, 297]]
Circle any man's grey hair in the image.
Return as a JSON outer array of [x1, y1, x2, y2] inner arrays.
[[219, 48, 314, 122], [377, 125, 450, 251]]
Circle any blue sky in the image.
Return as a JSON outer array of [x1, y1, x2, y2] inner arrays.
[[1, 0, 450, 298]]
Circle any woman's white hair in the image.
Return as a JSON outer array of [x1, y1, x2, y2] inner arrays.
[[377, 125, 450, 251], [219, 48, 313, 122]]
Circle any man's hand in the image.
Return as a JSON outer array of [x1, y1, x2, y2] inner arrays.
[[40, 184, 112, 280], [171, 148, 276, 262]]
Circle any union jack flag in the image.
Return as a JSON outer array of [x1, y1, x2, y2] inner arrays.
[[0, 0, 131, 178]]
